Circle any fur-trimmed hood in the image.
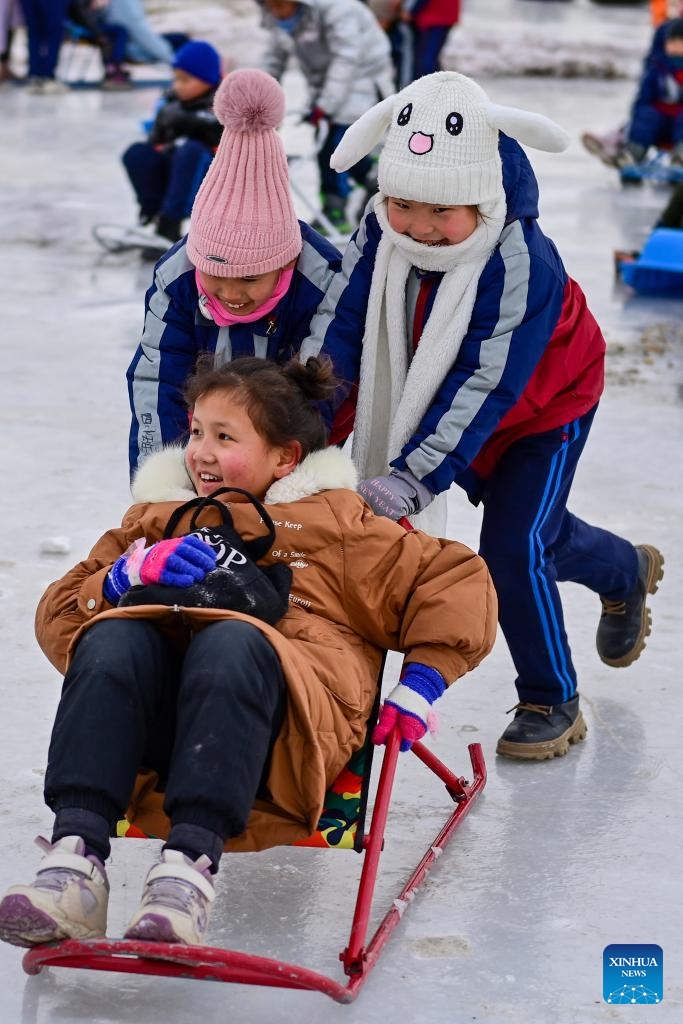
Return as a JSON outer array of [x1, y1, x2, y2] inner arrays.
[[130, 444, 359, 506]]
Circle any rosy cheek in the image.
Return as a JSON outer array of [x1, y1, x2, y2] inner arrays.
[[221, 454, 249, 479]]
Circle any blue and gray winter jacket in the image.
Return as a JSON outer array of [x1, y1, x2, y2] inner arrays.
[[127, 222, 342, 474], [300, 136, 604, 503]]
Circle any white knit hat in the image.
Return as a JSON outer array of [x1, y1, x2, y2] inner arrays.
[[331, 71, 569, 207]]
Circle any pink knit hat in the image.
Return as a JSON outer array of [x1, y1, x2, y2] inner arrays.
[[187, 69, 302, 278]]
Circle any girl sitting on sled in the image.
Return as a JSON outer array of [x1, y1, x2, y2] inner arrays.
[[0, 355, 496, 949]]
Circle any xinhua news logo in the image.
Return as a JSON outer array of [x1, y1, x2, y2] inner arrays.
[[603, 944, 663, 1005]]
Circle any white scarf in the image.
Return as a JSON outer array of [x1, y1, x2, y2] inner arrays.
[[351, 194, 505, 535]]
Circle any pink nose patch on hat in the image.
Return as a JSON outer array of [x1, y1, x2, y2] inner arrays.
[[409, 132, 434, 155]]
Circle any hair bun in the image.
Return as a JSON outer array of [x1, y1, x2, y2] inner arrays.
[[285, 357, 338, 403], [213, 68, 285, 132]]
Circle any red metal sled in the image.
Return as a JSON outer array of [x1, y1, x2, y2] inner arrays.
[[22, 734, 486, 1003]]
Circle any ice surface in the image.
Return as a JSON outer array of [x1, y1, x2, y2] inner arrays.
[[0, 1, 681, 1022]]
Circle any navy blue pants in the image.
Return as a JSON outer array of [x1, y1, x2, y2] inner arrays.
[[411, 25, 451, 79], [629, 104, 683, 150], [122, 139, 214, 221], [99, 23, 128, 67], [44, 618, 287, 854], [478, 406, 639, 706], [318, 123, 373, 200], [20, 0, 68, 78]]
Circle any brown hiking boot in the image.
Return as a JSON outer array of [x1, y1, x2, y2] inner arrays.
[[597, 545, 664, 668], [496, 695, 587, 761]]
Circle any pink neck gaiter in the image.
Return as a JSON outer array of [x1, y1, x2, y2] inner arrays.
[[195, 267, 294, 326]]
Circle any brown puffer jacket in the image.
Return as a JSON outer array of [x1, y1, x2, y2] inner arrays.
[[35, 447, 497, 852]]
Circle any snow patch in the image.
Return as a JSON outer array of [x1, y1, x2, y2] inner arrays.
[[442, 26, 645, 80], [39, 537, 71, 555]]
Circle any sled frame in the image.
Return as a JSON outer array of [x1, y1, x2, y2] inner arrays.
[[22, 735, 486, 1003]]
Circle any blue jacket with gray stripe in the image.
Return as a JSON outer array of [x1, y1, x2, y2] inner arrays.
[[127, 222, 342, 474], [301, 136, 604, 504]]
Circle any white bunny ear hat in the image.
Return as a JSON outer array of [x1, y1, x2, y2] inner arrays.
[[331, 71, 570, 207]]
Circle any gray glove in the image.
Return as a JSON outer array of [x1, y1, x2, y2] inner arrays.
[[357, 468, 434, 521]]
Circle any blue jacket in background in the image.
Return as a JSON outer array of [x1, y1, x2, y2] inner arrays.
[[633, 49, 683, 111], [127, 222, 342, 475]]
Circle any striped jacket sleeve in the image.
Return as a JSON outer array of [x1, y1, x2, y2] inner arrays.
[[127, 250, 200, 476], [300, 206, 380, 420], [391, 224, 566, 495]]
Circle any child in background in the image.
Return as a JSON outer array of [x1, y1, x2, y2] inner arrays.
[[301, 71, 664, 761], [122, 40, 223, 255], [19, 0, 69, 94], [399, 0, 460, 82], [616, 17, 683, 168], [66, 0, 130, 88], [107, 0, 188, 65], [259, 0, 395, 232], [583, 13, 683, 169], [371, 0, 460, 90], [0, 356, 495, 949], [127, 68, 343, 476]]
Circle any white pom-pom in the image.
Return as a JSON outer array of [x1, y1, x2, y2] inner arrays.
[[213, 68, 285, 133]]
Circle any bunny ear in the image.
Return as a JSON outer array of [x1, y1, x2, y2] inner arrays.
[[486, 103, 570, 153], [330, 95, 396, 171]]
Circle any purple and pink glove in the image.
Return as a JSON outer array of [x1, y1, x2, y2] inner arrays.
[[104, 535, 217, 605], [358, 468, 434, 522], [373, 664, 446, 752]]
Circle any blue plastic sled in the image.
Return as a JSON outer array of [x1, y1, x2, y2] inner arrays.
[[619, 228, 683, 294]]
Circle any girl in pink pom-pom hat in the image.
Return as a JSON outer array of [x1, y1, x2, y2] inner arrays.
[[127, 68, 346, 477]]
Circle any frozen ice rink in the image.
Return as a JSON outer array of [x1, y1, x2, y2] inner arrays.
[[0, 1, 681, 1021]]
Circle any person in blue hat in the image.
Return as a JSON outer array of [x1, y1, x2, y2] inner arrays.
[[122, 40, 224, 257]]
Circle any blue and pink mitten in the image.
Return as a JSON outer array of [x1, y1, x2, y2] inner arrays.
[[104, 535, 217, 605], [372, 664, 446, 752]]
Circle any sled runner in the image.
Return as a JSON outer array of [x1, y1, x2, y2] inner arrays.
[[92, 223, 176, 256], [22, 697, 486, 1003]]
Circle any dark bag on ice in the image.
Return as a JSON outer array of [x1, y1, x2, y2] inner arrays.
[[119, 487, 292, 627]]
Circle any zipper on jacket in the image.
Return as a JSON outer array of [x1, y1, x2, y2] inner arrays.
[[266, 317, 277, 336]]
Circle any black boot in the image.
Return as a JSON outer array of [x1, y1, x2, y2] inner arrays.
[[596, 544, 664, 668], [496, 695, 586, 761], [155, 215, 182, 244]]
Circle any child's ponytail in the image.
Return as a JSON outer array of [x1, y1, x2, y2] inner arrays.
[[283, 356, 338, 405], [185, 355, 341, 458]]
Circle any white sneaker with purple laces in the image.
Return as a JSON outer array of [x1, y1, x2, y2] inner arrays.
[[0, 835, 108, 948], [124, 849, 215, 945]]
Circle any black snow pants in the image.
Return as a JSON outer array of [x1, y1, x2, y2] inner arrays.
[[44, 618, 287, 867]]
